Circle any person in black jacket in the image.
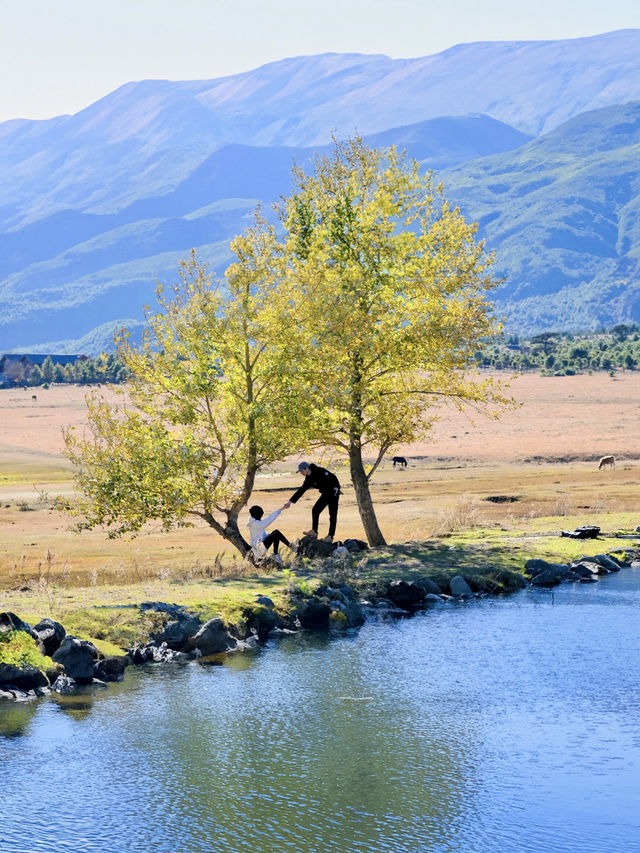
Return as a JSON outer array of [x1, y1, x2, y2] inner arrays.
[[284, 462, 341, 542]]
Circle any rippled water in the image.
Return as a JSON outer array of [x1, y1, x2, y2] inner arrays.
[[2, 569, 640, 853]]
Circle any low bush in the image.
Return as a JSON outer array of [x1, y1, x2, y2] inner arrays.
[[0, 630, 49, 669]]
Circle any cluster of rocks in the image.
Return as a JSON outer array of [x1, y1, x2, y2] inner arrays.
[[130, 588, 367, 660], [361, 574, 479, 613], [296, 535, 369, 560], [0, 565, 502, 703], [524, 551, 637, 585], [0, 611, 127, 703], [3, 544, 636, 703]]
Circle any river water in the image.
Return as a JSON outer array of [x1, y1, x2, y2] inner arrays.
[[2, 569, 640, 853]]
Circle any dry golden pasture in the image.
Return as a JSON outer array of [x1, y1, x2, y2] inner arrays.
[[0, 373, 639, 594]]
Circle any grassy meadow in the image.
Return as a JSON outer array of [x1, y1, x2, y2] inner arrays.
[[1, 373, 638, 651]]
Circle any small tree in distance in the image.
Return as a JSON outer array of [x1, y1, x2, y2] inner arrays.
[[279, 137, 510, 546]]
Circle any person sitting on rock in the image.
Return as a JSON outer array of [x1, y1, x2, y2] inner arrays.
[[284, 462, 341, 543], [247, 504, 296, 565]]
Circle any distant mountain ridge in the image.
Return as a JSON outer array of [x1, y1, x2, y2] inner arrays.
[[443, 101, 640, 334], [0, 115, 532, 350], [2, 29, 639, 229], [2, 29, 640, 353]]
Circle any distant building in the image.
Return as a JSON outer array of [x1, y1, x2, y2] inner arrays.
[[0, 353, 87, 387]]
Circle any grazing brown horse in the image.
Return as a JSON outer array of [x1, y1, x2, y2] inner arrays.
[[598, 455, 615, 470]]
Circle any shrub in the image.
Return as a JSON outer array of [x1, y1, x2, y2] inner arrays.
[[0, 630, 49, 669]]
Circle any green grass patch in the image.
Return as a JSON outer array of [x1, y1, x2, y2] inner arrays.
[[60, 607, 159, 652], [3, 516, 638, 653], [0, 630, 50, 669]]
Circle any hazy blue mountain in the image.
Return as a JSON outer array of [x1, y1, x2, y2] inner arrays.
[[3, 30, 640, 352], [442, 102, 640, 334], [1, 30, 638, 230], [0, 116, 531, 352], [369, 115, 531, 170], [10, 320, 145, 356]]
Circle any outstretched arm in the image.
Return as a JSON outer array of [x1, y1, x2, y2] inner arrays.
[[261, 508, 282, 527], [289, 479, 311, 504]]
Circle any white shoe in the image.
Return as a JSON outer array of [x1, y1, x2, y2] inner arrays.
[[273, 554, 283, 565], [289, 540, 300, 552]]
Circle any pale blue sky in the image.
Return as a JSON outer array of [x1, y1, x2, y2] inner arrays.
[[1, 0, 638, 123]]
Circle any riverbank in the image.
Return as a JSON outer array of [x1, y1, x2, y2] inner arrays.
[[2, 373, 640, 701], [5, 562, 640, 853], [2, 535, 638, 702]]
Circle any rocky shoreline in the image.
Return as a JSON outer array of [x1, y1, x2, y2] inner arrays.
[[1, 545, 638, 704]]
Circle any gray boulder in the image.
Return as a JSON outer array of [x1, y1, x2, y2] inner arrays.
[[524, 559, 574, 584], [316, 584, 347, 602], [52, 637, 100, 683], [139, 602, 185, 615], [93, 656, 128, 682], [529, 566, 571, 585], [150, 612, 202, 651], [343, 539, 368, 553], [129, 642, 190, 663], [336, 584, 357, 600], [589, 553, 622, 572], [51, 674, 77, 694], [294, 597, 332, 630], [0, 687, 18, 701], [524, 558, 570, 577], [576, 559, 609, 576], [329, 598, 365, 627], [414, 577, 443, 595], [188, 618, 237, 656], [0, 663, 49, 691], [571, 562, 600, 579], [368, 597, 398, 610], [242, 606, 282, 642], [449, 575, 473, 596], [385, 580, 426, 611], [297, 536, 337, 558], [32, 618, 66, 656], [0, 686, 42, 702], [343, 600, 365, 627]]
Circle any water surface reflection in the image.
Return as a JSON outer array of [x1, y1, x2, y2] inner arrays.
[[2, 571, 639, 852]]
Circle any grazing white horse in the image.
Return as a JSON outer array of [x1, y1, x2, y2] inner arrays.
[[598, 455, 615, 470]]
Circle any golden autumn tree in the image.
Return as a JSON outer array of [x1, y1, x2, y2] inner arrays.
[[64, 223, 301, 557], [279, 137, 508, 546]]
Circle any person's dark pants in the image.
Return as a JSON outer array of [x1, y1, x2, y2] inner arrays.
[[263, 529, 290, 555], [312, 492, 340, 537]]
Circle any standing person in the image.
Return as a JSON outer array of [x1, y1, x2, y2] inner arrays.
[[247, 504, 295, 565], [284, 462, 341, 542]]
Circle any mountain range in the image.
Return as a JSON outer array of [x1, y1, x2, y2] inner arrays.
[[2, 28, 640, 353]]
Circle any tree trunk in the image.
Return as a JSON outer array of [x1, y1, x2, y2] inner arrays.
[[349, 446, 387, 547], [205, 512, 251, 557], [223, 514, 251, 556]]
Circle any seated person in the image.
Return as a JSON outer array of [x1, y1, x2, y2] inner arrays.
[[247, 504, 296, 564]]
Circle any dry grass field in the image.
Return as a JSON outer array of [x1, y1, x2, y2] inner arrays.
[[1, 372, 639, 606]]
